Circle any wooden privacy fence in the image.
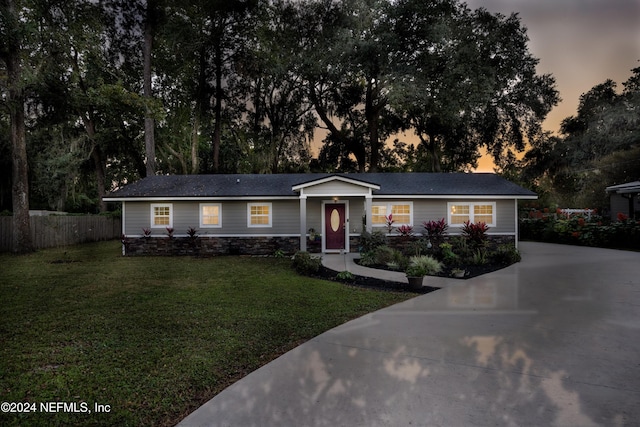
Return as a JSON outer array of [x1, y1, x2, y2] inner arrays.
[[0, 215, 122, 252]]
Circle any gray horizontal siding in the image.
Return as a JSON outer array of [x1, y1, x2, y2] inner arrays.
[[369, 198, 515, 235], [123, 197, 517, 238], [124, 200, 301, 236], [442, 199, 515, 235], [124, 202, 152, 235], [495, 199, 516, 234]]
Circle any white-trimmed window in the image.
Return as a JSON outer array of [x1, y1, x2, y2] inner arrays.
[[248, 203, 272, 227], [448, 202, 496, 227], [371, 205, 388, 226], [372, 202, 413, 226], [151, 203, 173, 228], [200, 203, 222, 228]]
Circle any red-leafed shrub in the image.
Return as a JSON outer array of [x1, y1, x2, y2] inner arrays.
[[397, 224, 414, 237], [422, 218, 448, 246], [462, 221, 489, 247]]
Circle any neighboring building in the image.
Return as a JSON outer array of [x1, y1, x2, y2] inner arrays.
[[606, 181, 640, 221], [103, 173, 537, 256]]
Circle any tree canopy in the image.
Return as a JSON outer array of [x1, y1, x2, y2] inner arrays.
[[1, 0, 559, 216], [516, 67, 640, 210]]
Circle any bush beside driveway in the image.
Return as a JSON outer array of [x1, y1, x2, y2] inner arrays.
[[520, 211, 640, 250]]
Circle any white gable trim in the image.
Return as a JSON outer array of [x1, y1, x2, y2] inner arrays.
[[292, 175, 380, 192]]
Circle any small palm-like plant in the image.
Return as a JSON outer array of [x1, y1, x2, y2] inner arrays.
[[422, 218, 448, 247], [385, 214, 395, 234], [397, 224, 414, 237], [187, 227, 198, 239]]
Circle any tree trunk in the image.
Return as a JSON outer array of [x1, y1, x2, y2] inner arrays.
[[309, 81, 366, 171], [212, 37, 223, 172], [143, 0, 156, 177], [190, 113, 200, 174], [428, 134, 442, 172], [91, 145, 107, 213], [80, 113, 107, 212], [8, 63, 33, 252], [3, 0, 34, 253], [365, 79, 381, 172], [70, 47, 108, 211], [192, 44, 208, 173]]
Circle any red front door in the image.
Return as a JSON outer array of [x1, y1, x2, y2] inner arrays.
[[325, 203, 346, 250]]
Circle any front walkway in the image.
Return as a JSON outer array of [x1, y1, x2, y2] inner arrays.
[[321, 251, 455, 288], [178, 243, 640, 426]]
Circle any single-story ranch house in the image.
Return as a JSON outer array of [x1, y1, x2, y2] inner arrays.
[[103, 173, 537, 256]]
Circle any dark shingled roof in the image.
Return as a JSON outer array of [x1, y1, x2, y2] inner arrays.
[[103, 173, 536, 199]]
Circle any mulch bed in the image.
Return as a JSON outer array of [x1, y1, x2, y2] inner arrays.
[[315, 265, 439, 294], [353, 259, 514, 280], [315, 258, 516, 295]]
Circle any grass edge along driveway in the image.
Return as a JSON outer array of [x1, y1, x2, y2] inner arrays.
[[0, 241, 412, 427]]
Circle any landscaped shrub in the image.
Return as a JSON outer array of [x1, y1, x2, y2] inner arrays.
[[520, 212, 640, 250], [397, 224, 414, 237], [439, 242, 460, 266], [422, 218, 448, 247], [335, 271, 355, 281], [374, 246, 406, 268], [359, 230, 387, 253], [358, 251, 377, 266], [187, 227, 198, 238], [491, 244, 521, 265], [406, 255, 443, 276], [292, 251, 322, 275], [462, 221, 489, 248], [470, 249, 488, 266], [407, 238, 432, 257], [449, 236, 471, 259]]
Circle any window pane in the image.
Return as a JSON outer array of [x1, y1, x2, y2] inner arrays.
[[250, 204, 270, 225], [474, 205, 493, 224], [251, 205, 269, 215], [474, 205, 492, 214], [251, 216, 269, 225], [450, 204, 469, 225], [371, 205, 387, 224], [154, 206, 170, 225], [450, 215, 469, 225], [391, 204, 410, 224], [451, 205, 469, 215], [202, 205, 219, 225], [203, 205, 218, 216], [155, 217, 169, 225]]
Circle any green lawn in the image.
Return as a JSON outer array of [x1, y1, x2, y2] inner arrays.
[[0, 241, 411, 426]]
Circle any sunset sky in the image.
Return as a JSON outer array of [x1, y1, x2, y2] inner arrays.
[[311, 0, 640, 171], [466, 0, 640, 170], [467, 0, 640, 134]]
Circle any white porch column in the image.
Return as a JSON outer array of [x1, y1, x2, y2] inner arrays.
[[514, 199, 519, 250], [299, 195, 307, 252], [365, 194, 373, 233]]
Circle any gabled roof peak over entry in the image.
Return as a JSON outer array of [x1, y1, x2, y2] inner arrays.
[[292, 174, 381, 191]]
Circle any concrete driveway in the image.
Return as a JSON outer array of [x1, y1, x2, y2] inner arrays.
[[177, 242, 640, 426]]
